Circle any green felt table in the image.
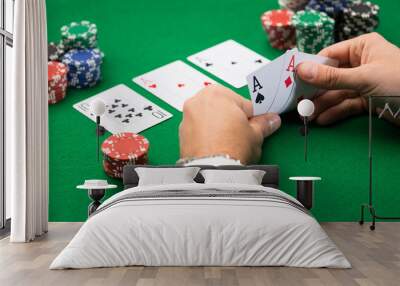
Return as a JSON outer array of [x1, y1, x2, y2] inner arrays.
[[47, 0, 400, 222]]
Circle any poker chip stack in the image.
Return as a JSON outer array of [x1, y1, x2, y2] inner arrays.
[[48, 61, 68, 104], [292, 10, 335, 54], [305, 0, 349, 19], [48, 42, 65, 61], [101, 133, 150, 179], [261, 10, 296, 50], [278, 0, 309, 12], [305, 0, 348, 40], [61, 48, 103, 88], [60, 20, 98, 50], [337, 1, 379, 41]]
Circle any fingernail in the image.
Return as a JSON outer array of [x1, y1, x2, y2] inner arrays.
[[299, 62, 318, 80], [269, 115, 281, 133]]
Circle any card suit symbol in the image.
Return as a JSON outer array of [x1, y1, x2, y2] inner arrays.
[[255, 59, 263, 64], [135, 113, 143, 117], [115, 114, 122, 118], [144, 105, 153, 111], [128, 108, 135, 112], [125, 113, 133, 118], [177, 83, 185, 88], [122, 119, 130, 123], [122, 104, 128, 108], [112, 104, 118, 108], [114, 99, 121, 103], [284, 76, 292, 88], [108, 109, 115, 114], [203, 81, 212, 86], [205, 62, 213, 67], [149, 84, 157, 88], [255, 93, 265, 104], [231, 61, 237, 65]]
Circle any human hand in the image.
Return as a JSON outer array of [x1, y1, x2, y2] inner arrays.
[[179, 85, 281, 164], [297, 33, 400, 125]]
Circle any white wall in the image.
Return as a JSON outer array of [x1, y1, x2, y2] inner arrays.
[[6, 0, 14, 33]]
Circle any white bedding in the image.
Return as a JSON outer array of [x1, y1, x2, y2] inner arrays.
[[50, 183, 350, 269]]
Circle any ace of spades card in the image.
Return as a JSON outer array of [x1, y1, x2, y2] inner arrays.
[[246, 53, 288, 115], [73, 84, 172, 134]]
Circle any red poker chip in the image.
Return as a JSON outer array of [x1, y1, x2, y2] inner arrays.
[[101, 132, 149, 162], [103, 161, 123, 179], [48, 85, 67, 92], [261, 9, 294, 28], [102, 133, 149, 179], [261, 9, 296, 51], [48, 61, 68, 104], [104, 160, 124, 172], [48, 93, 66, 104], [49, 78, 67, 87], [104, 153, 148, 165], [48, 61, 68, 82]]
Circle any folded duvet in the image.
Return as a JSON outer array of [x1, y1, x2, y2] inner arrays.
[[50, 183, 350, 269]]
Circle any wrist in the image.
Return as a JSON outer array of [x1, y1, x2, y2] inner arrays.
[[180, 143, 252, 165], [177, 154, 242, 166]]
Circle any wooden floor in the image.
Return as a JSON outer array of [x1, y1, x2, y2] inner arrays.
[[0, 223, 399, 286]]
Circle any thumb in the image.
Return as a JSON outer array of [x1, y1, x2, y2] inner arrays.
[[249, 113, 281, 141], [297, 61, 364, 90]]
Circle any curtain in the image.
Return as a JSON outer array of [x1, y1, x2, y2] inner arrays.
[[9, 0, 48, 242]]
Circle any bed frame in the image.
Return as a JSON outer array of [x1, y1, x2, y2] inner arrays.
[[122, 165, 279, 189]]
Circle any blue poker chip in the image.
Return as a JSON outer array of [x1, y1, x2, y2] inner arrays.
[[67, 66, 101, 88], [68, 72, 100, 84], [62, 48, 103, 72], [306, 0, 348, 18], [68, 73, 101, 88], [62, 48, 103, 88]]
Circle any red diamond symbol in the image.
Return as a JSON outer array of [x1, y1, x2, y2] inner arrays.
[[284, 76, 292, 88]]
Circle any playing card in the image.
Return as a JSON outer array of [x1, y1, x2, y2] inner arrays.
[[133, 60, 216, 111], [280, 51, 339, 113], [73, 84, 172, 134], [188, 39, 269, 88], [246, 53, 287, 115], [248, 49, 339, 115], [272, 48, 298, 114]]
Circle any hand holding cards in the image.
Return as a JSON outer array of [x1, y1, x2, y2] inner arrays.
[[247, 48, 338, 116]]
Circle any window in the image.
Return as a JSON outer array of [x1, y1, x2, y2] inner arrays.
[[1, 0, 14, 232]]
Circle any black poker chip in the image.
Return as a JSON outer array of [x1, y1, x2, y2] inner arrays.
[[336, 1, 380, 41], [48, 42, 65, 61]]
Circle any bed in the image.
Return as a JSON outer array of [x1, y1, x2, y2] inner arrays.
[[50, 165, 350, 269]]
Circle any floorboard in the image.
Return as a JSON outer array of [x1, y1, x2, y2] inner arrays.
[[0, 222, 399, 286]]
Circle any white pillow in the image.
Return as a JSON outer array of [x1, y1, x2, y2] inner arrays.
[[136, 167, 201, 186], [200, 169, 266, 185]]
